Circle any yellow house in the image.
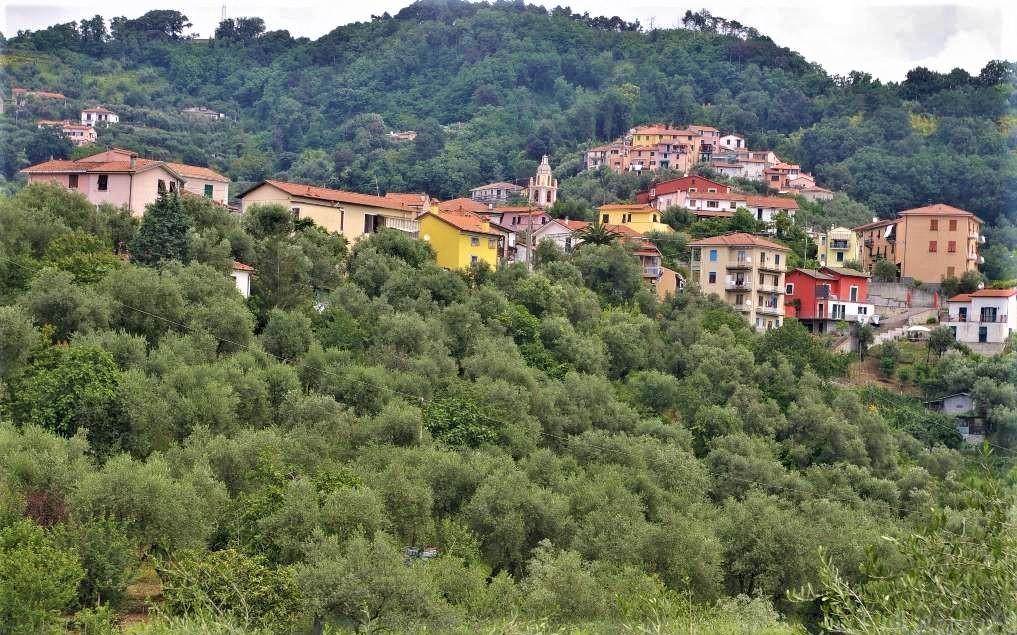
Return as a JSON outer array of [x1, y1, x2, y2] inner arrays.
[[237, 179, 419, 241], [818, 226, 860, 267], [419, 210, 501, 270], [597, 204, 673, 234]]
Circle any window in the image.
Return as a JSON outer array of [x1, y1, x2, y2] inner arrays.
[[471, 255, 479, 264], [785, 283, 794, 294], [708, 249, 718, 262], [949, 219, 957, 231], [735, 294, 744, 306], [68, 174, 78, 189], [850, 286, 858, 302], [948, 240, 956, 253], [652, 214, 657, 222], [158, 179, 166, 193], [488, 238, 498, 248], [836, 251, 844, 262], [169, 181, 176, 192], [290, 207, 300, 220], [97, 174, 108, 191], [707, 200, 718, 208], [470, 236, 480, 246], [708, 271, 717, 284], [602, 214, 609, 223], [930, 219, 938, 230], [929, 241, 938, 252], [204, 184, 214, 198], [774, 254, 780, 266]]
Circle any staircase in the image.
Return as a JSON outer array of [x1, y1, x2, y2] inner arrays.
[[873, 325, 907, 345]]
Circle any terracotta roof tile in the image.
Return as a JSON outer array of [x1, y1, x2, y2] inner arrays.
[[165, 161, 228, 182], [794, 268, 837, 280], [970, 288, 1017, 298], [852, 218, 897, 231], [246, 180, 414, 211], [899, 203, 981, 221], [232, 260, 254, 272], [745, 195, 799, 209], [437, 197, 490, 213], [947, 294, 973, 302], [689, 232, 790, 251], [426, 210, 500, 236]]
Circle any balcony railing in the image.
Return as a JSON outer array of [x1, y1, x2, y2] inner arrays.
[[757, 304, 782, 315], [948, 315, 1008, 323], [757, 261, 784, 272], [726, 280, 751, 290], [643, 266, 662, 278], [830, 240, 850, 249], [727, 257, 752, 269], [757, 284, 783, 294], [381, 216, 421, 234]]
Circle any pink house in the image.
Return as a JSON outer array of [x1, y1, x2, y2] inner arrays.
[[20, 148, 229, 214]]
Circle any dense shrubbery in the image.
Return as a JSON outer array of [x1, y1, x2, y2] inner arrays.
[[0, 185, 1013, 632]]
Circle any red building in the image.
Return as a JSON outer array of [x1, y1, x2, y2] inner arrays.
[[635, 175, 731, 209], [784, 266, 875, 332]]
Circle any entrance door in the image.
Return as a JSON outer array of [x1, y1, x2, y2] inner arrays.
[[979, 326, 988, 343]]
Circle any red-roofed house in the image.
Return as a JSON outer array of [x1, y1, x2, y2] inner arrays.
[[238, 179, 419, 240], [436, 197, 490, 214], [469, 181, 525, 204], [38, 120, 98, 146], [21, 148, 229, 212], [636, 175, 732, 210], [784, 266, 875, 332], [944, 288, 1017, 347], [689, 233, 790, 330], [231, 261, 254, 298], [763, 162, 801, 190], [418, 210, 503, 269]]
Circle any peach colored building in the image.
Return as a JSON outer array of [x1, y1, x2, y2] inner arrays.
[[21, 148, 229, 213], [854, 204, 984, 283], [690, 232, 790, 330], [897, 204, 983, 283]]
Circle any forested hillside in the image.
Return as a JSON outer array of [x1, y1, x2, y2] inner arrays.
[[2, 1, 1015, 227], [1, 184, 1015, 633]]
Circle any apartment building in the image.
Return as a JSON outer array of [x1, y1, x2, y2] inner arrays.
[[785, 266, 875, 332], [896, 204, 984, 283], [689, 232, 790, 330], [818, 226, 860, 266], [854, 218, 900, 273]]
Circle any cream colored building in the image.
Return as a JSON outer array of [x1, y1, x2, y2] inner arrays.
[[237, 180, 420, 241], [818, 226, 860, 267], [690, 232, 790, 331]]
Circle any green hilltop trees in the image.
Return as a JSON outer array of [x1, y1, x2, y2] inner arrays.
[[0, 184, 1014, 632]]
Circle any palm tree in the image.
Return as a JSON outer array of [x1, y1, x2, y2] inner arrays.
[[574, 221, 621, 247]]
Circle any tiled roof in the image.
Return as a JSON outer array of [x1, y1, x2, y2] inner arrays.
[[745, 195, 799, 209], [426, 210, 500, 236], [899, 203, 981, 220], [646, 176, 730, 196], [165, 161, 228, 182], [947, 294, 973, 302], [492, 206, 546, 214], [598, 203, 657, 211], [688, 191, 746, 201], [437, 197, 489, 213], [689, 232, 790, 251], [232, 260, 254, 272], [852, 218, 897, 231], [821, 266, 870, 278], [970, 288, 1017, 298], [245, 180, 414, 211], [13, 88, 66, 99], [383, 192, 428, 206], [469, 181, 523, 191], [794, 268, 837, 280]]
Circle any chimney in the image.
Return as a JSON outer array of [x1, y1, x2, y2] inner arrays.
[[129, 156, 136, 169]]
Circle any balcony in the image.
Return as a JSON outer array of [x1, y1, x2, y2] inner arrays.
[[381, 215, 421, 234], [726, 279, 751, 291], [643, 266, 662, 278], [830, 240, 850, 249], [757, 261, 784, 273], [733, 303, 752, 313], [757, 284, 783, 294], [727, 257, 752, 270], [948, 314, 1008, 323], [757, 304, 783, 316]]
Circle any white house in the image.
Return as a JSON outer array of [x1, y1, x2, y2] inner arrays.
[[719, 134, 745, 150], [231, 261, 253, 298], [81, 106, 119, 127], [945, 288, 1017, 347]]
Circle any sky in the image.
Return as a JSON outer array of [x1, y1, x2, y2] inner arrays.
[[4, 0, 1016, 82]]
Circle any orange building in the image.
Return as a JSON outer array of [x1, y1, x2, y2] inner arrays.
[[854, 204, 984, 283]]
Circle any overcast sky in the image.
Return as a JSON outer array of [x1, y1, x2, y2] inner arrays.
[[4, 0, 1016, 81]]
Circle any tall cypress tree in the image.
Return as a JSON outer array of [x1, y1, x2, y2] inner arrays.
[[130, 191, 191, 266]]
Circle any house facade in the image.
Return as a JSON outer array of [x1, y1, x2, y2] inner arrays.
[[784, 266, 875, 332], [81, 106, 119, 126], [597, 204, 672, 234], [689, 232, 789, 330], [469, 181, 525, 205], [39, 120, 97, 146], [238, 180, 419, 240], [896, 204, 984, 283], [231, 261, 253, 298], [635, 175, 731, 210], [763, 162, 801, 190], [719, 134, 745, 150], [854, 218, 899, 273], [418, 210, 502, 270], [944, 288, 1017, 346], [818, 226, 860, 266]]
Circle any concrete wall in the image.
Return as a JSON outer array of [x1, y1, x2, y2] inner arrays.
[[868, 281, 939, 309]]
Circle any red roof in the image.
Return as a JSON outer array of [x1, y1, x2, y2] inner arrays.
[[598, 203, 657, 211], [383, 192, 428, 207], [243, 180, 415, 211], [970, 288, 1017, 298], [13, 88, 65, 99], [437, 197, 489, 213], [165, 161, 228, 183], [745, 195, 799, 210], [232, 260, 254, 272], [899, 203, 982, 222], [424, 210, 500, 236], [689, 232, 790, 251], [21, 149, 225, 182], [791, 268, 837, 281], [687, 191, 746, 201], [643, 175, 731, 198], [947, 294, 973, 303], [852, 218, 897, 231]]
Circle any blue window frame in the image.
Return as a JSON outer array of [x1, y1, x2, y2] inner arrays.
[[709, 249, 718, 262]]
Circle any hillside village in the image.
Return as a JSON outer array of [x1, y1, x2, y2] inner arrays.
[[1, 5, 1016, 634]]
